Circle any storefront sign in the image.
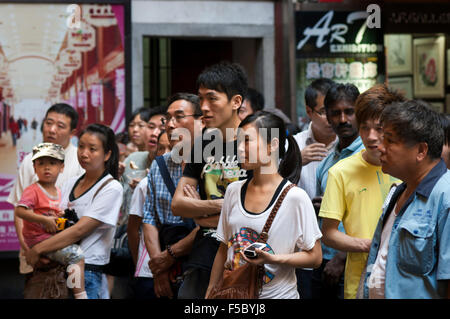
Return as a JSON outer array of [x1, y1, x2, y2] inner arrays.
[[296, 10, 383, 56], [384, 4, 450, 33]]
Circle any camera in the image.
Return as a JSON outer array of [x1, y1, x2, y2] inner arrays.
[[56, 208, 79, 231]]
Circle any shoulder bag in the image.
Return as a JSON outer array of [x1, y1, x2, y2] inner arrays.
[[207, 183, 296, 299]]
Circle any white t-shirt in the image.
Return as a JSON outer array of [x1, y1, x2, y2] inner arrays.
[[128, 177, 152, 278], [368, 204, 397, 299], [216, 179, 322, 299], [60, 174, 123, 265]]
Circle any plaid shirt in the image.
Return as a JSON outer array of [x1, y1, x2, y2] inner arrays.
[[143, 151, 185, 226]]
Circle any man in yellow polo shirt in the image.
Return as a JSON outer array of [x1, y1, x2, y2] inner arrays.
[[319, 84, 404, 299]]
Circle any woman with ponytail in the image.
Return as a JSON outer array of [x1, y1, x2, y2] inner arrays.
[[26, 124, 123, 299], [206, 111, 322, 299]]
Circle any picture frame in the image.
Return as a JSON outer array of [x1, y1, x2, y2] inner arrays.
[[385, 34, 413, 76], [428, 101, 444, 114], [447, 49, 450, 86], [413, 36, 445, 98], [387, 76, 413, 99]]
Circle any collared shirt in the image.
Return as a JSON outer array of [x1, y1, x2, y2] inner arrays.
[[363, 160, 450, 299], [142, 151, 187, 226], [292, 122, 338, 199], [316, 136, 364, 197], [315, 136, 364, 261]]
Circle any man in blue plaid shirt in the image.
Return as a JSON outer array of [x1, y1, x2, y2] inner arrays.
[[142, 93, 203, 298]]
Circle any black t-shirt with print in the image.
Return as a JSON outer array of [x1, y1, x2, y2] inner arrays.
[[182, 128, 250, 271]]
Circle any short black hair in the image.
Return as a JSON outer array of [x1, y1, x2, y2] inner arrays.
[[167, 92, 202, 117], [45, 103, 78, 130], [129, 106, 167, 128], [244, 88, 265, 112], [381, 100, 444, 160], [197, 61, 248, 103], [148, 105, 168, 119], [324, 83, 360, 111], [305, 78, 335, 109], [129, 107, 152, 124]]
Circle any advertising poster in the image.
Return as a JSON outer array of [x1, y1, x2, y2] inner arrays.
[[0, 1, 130, 251]]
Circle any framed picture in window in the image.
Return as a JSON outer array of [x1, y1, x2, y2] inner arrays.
[[385, 34, 412, 76], [413, 36, 445, 98], [387, 76, 413, 99]]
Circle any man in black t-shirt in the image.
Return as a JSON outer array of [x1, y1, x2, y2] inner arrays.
[[171, 62, 249, 299]]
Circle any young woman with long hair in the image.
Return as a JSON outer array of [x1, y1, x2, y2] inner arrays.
[[205, 111, 323, 299]]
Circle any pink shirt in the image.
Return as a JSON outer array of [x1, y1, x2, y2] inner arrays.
[[18, 183, 61, 248]]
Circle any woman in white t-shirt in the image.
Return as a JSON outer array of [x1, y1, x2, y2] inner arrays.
[[205, 111, 323, 299], [26, 124, 123, 299]]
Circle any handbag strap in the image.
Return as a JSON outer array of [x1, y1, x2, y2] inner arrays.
[[93, 177, 114, 200], [155, 155, 176, 197], [258, 183, 296, 243]]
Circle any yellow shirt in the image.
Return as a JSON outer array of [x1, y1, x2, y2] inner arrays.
[[319, 150, 399, 299]]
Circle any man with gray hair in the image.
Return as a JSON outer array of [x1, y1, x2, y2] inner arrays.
[[361, 99, 450, 299]]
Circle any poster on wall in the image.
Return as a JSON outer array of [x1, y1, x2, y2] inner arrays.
[[0, 1, 130, 251]]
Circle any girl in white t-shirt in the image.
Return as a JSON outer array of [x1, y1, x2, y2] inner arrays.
[[205, 111, 323, 299], [26, 124, 123, 299]]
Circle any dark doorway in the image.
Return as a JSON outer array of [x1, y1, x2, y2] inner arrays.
[[143, 37, 233, 107]]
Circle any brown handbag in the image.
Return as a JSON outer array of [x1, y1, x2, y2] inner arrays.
[[207, 183, 296, 299]]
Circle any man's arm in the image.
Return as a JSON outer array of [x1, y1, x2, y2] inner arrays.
[[171, 176, 223, 218], [127, 215, 142, 265], [142, 223, 173, 298], [321, 218, 371, 252], [149, 226, 200, 275]]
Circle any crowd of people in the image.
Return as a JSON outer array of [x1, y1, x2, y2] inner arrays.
[[6, 61, 450, 299]]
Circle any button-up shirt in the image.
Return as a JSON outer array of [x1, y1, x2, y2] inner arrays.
[[292, 122, 338, 199], [143, 151, 190, 227], [362, 160, 450, 298]]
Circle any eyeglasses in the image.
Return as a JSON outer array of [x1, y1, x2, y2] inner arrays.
[[313, 108, 327, 117], [165, 114, 199, 124]]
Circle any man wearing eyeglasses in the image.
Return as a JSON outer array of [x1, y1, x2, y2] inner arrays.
[[293, 79, 338, 201], [133, 93, 203, 299]]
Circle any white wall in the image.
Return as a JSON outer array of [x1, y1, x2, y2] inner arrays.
[[132, 0, 274, 26]]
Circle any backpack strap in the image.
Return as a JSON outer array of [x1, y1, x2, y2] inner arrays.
[[155, 155, 176, 197]]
